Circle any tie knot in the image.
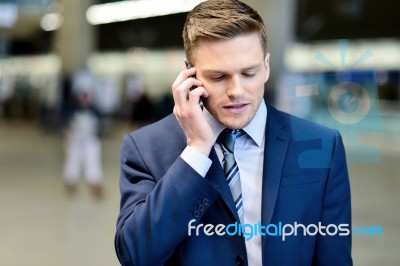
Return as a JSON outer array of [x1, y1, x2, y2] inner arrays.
[[218, 129, 245, 154]]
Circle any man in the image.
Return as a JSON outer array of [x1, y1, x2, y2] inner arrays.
[[115, 1, 352, 265]]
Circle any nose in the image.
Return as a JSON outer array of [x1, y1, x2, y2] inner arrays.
[[226, 75, 244, 98]]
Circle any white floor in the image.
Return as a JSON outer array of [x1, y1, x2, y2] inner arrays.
[[0, 120, 399, 266]]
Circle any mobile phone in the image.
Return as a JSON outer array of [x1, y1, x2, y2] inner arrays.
[[185, 62, 204, 110]]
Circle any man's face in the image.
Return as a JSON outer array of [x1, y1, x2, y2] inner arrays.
[[192, 32, 270, 129]]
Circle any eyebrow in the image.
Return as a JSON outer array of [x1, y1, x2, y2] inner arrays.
[[202, 64, 261, 75]]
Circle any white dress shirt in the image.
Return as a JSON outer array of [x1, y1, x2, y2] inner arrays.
[[181, 101, 267, 266]]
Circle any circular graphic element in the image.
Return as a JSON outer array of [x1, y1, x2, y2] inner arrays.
[[328, 82, 371, 124]]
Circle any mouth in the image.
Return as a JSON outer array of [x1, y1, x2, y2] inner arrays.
[[223, 103, 249, 113]]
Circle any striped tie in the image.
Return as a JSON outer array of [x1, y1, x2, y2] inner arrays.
[[218, 129, 245, 224]]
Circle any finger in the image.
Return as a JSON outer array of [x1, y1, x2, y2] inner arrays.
[[192, 86, 209, 98], [173, 78, 203, 106], [173, 77, 192, 105], [172, 68, 196, 105], [172, 67, 197, 90], [188, 86, 209, 105]]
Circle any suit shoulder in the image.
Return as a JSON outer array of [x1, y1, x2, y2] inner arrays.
[[123, 114, 185, 151], [293, 114, 336, 135], [121, 114, 186, 175], [273, 106, 339, 137], [128, 114, 180, 138]]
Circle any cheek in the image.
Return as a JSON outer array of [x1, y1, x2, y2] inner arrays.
[[246, 80, 265, 98], [202, 87, 217, 106], [203, 84, 222, 101]]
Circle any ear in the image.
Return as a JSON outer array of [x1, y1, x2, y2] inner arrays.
[[264, 53, 270, 83], [182, 58, 189, 70]]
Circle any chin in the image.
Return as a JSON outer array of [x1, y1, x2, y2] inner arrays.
[[219, 116, 252, 130]]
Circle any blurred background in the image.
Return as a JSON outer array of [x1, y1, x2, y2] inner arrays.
[[0, 0, 399, 265]]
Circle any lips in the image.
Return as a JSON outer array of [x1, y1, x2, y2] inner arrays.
[[223, 103, 249, 113]]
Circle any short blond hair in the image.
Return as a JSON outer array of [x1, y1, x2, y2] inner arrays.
[[183, 0, 267, 63]]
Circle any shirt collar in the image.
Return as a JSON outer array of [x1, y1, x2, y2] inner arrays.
[[204, 100, 267, 147]]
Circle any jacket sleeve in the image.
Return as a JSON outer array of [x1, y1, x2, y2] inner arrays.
[[114, 134, 221, 266], [313, 130, 352, 265]]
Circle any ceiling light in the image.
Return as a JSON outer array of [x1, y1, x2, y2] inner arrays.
[[86, 0, 204, 25], [40, 13, 64, 31]]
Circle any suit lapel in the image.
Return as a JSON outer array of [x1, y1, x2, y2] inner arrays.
[[205, 148, 240, 222], [204, 104, 293, 225], [175, 111, 290, 226], [261, 105, 291, 226]]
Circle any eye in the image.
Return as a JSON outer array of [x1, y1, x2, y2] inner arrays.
[[210, 75, 225, 82], [242, 72, 256, 78]]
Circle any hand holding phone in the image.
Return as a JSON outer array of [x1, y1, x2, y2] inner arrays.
[[172, 62, 214, 156], [185, 62, 204, 110]]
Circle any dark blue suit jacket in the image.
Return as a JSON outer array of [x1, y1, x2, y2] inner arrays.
[[115, 103, 352, 266]]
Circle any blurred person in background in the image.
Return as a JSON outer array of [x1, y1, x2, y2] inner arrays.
[[63, 69, 103, 198], [0, 73, 16, 120], [37, 76, 60, 132], [115, 0, 352, 265]]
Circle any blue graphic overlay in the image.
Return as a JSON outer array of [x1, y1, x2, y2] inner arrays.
[[282, 40, 382, 165]]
